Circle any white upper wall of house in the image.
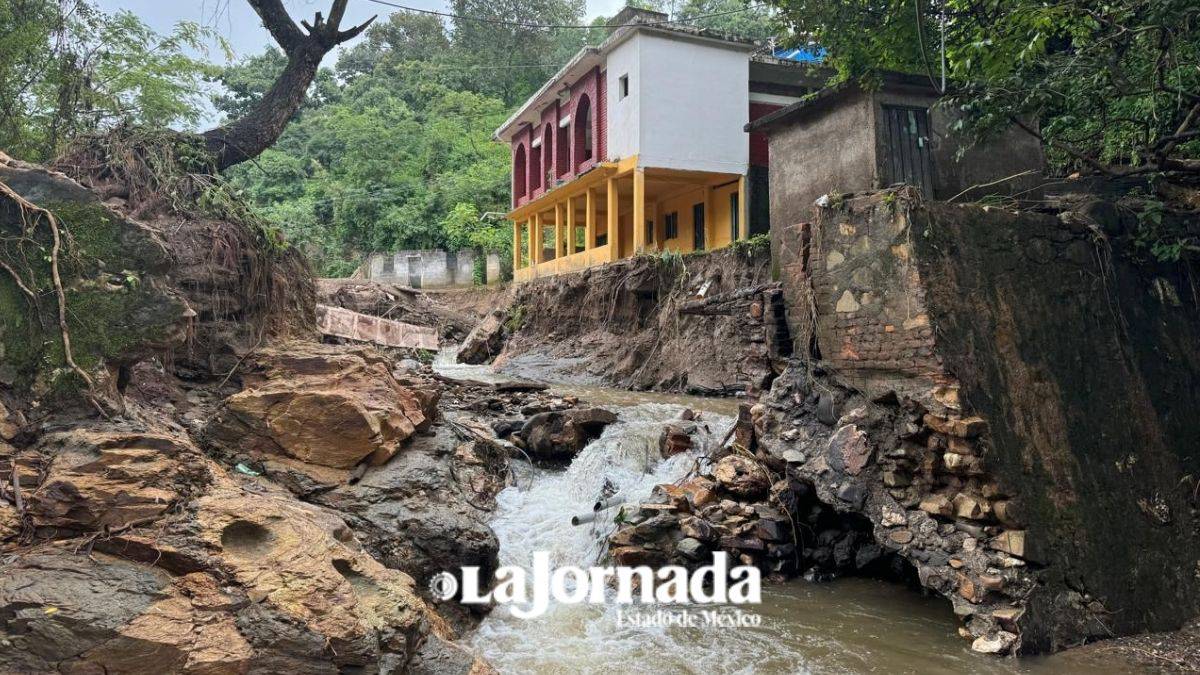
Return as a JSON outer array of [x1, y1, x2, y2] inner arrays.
[[605, 32, 750, 174], [605, 33, 641, 161]]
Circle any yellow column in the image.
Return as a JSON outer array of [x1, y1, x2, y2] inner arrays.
[[565, 196, 576, 255], [738, 176, 749, 240], [585, 188, 596, 250], [649, 201, 659, 250], [607, 177, 620, 261], [632, 168, 646, 253], [556, 200, 566, 258], [531, 212, 542, 265], [513, 220, 522, 270]]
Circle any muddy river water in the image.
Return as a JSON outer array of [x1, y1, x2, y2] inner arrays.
[[433, 352, 1140, 675]]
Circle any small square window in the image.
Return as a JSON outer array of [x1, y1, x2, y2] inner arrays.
[[619, 75, 629, 99]]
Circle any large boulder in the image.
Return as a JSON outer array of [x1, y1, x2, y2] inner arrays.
[[206, 342, 437, 469], [456, 309, 508, 364], [315, 426, 500, 590], [519, 407, 617, 462], [0, 463, 457, 674], [2, 456, 458, 672], [712, 454, 771, 499]]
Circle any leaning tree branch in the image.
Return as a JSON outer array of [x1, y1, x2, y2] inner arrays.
[[202, 0, 375, 171]]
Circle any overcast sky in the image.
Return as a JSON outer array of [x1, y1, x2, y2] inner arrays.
[[94, 0, 629, 62]]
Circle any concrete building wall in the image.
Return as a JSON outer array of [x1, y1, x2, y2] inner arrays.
[[605, 34, 641, 161], [364, 249, 477, 288], [870, 89, 1046, 202], [766, 92, 877, 255], [637, 34, 749, 174], [764, 87, 1046, 257], [485, 253, 502, 284]]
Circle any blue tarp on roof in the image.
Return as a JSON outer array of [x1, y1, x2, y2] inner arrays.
[[773, 46, 825, 63]]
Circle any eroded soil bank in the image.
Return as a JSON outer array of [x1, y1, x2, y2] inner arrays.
[[486, 241, 788, 396]]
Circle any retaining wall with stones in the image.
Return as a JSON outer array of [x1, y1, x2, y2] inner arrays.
[[769, 187, 1200, 653]]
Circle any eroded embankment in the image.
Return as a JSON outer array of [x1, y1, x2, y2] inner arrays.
[[482, 242, 791, 396], [599, 187, 1199, 657]]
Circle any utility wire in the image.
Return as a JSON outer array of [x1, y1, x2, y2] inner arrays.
[[358, 0, 758, 30]]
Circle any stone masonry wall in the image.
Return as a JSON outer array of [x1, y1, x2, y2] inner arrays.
[[773, 187, 1200, 653], [778, 188, 942, 397]]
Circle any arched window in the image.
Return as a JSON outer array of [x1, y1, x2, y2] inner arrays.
[[529, 138, 541, 192], [513, 144, 527, 199], [574, 95, 593, 169], [543, 126, 554, 189]]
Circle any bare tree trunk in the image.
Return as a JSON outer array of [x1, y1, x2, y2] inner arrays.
[[202, 0, 373, 171]]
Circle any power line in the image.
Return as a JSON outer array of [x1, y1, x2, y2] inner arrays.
[[357, 0, 758, 30]]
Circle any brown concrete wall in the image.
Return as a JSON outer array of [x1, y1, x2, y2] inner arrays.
[[766, 92, 877, 258]]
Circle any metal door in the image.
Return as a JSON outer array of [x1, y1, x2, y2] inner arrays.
[[882, 105, 934, 197]]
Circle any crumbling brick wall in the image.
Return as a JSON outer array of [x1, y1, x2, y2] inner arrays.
[[779, 188, 943, 396]]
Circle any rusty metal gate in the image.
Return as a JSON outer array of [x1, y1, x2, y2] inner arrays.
[[882, 105, 934, 197]]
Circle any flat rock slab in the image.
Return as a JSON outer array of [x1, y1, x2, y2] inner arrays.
[[317, 304, 438, 350]]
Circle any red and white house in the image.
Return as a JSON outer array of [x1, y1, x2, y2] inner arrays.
[[494, 6, 819, 281]]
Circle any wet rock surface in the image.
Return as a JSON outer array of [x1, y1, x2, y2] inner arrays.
[[0, 154, 512, 673], [457, 309, 509, 365], [518, 407, 617, 462]]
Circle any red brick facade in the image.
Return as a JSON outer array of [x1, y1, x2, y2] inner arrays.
[[510, 67, 605, 208], [748, 102, 781, 167]]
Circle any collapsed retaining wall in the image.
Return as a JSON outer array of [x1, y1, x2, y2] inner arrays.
[[497, 243, 791, 396], [773, 187, 1200, 652]]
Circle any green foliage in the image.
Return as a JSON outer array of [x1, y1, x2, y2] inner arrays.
[[503, 304, 526, 333], [729, 233, 771, 257], [1130, 195, 1198, 263], [0, 0, 223, 163], [769, 0, 1200, 178], [219, 7, 575, 276]]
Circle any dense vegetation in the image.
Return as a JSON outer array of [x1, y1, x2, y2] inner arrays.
[[0, 0, 1196, 274], [770, 0, 1200, 179]]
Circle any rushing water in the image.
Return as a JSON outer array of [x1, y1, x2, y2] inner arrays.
[[433, 351, 1141, 675]]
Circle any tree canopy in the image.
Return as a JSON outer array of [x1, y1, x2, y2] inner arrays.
[[0, 0, 220, 163], [768, 0, 1200, 178]]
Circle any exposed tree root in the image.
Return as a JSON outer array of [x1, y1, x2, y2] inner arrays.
[[0, 179, 107, 416]]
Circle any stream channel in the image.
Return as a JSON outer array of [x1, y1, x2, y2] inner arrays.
[[432, 351, 1139, 675]]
